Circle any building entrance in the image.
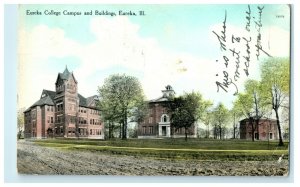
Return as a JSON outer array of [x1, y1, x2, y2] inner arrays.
[[162, 126, 166, 136]]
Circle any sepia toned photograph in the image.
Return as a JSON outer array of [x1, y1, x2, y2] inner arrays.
[[16, 4, 290, 176]]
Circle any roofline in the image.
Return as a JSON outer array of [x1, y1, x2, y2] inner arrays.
[[78, 105, 100, 110], [240, 118, 277, 122]]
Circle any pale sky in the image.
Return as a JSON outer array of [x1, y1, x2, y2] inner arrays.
[[17, 4, 290, 110]]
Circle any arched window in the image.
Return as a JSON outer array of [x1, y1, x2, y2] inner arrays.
[[161, 114, 169, 122]]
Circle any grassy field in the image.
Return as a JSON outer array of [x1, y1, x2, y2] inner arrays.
[[32, 138, 289, 161]]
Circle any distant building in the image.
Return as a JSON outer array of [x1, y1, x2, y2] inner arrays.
[[137, 85, 197, 138], [239, 118, 278, 140], [24, 67, 104, 139]]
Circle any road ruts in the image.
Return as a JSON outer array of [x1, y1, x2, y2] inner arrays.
[[17, 140, 289, 176]]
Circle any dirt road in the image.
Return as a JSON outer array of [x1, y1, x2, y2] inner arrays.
[[17, 141, 288, 176]]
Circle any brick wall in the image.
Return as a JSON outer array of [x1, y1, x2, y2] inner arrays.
[[240, 119, 278, 140]]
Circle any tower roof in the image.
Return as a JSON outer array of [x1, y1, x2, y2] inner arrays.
[[61, 66, 71, 80], [55, 66, 77, 85], [148, 85, 175, 103]]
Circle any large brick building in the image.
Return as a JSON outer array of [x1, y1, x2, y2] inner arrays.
[[24, 67, 104, 139], [138, 85, 197, 138], [239, 118, 278, 140]]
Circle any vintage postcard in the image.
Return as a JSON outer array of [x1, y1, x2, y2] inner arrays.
[[17, 4, 290, 176]]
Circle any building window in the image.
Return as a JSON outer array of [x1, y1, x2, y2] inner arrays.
[[90, 129, 92, 135], [142, 126, 147, 134], [161, 114, 169, 122], [148, 117, 153, 124], [149, 126, 153, 134], [269, 133, 273, 140], [47, 106, 49, 111], [255, 133, 259, 140], [57, 103, 63, 112], [32, 121, 36, 128], [47, 116, 50, 123]]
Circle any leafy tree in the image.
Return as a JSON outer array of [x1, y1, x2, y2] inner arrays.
[[232, 93, 254, 140], [98, 74, 145, 139], [245, 80, 270, 139], [167, 92, 202, 141], [98, 96, 122, 139], [130, 102, 148, 124], [232, 79, 270, 141], [128, 124, 138, 138], [230, 108, 239, 139], [260, 57, 289, 146], [201, 100, 213, 138], [212, 103, 229, 139]]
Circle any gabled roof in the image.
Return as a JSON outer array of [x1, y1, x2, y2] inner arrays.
[[148, 96, 169, 103], [26, 90, 98, 111], [78, 93, 87, 106], [86, 95, 99, 107], [55, 66, 78, 85], [31, 95, 54, 108], [24, 107, 31, 113], [41, 89, 56, 100], [24, 67, 99, 112], [78, 94, 99, 108]]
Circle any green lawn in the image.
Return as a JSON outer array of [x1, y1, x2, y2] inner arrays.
[[32, 138, 289, 161], [32, 138, 288, 150]]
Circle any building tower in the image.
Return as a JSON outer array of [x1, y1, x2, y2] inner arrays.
[[54, 66, 79, 137]]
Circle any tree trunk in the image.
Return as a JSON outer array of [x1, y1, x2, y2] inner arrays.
[[207, 125, 210, 138], [122, 112, 127, 139], [254, 92, 259, 140], [185, 127, 188, 141], [119, 123, 122, 138], [122, 121, 125, 139], [108, 121, 112, 139], [214, 125, 217, 139], [275, 109, 284, 146], [233, 125, 236, 139], [111, 123, 115, 138], [233, 113, 236, 139], [219, 126, 222, 139]]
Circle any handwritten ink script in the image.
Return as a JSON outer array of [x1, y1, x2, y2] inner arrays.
[[213, 5, 272, 96]]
